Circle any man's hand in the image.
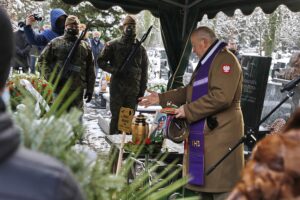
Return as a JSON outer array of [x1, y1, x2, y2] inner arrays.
[[138, 90, 159, 107], [26, 15, 36, 26], [174, 105, 186, 118], [84, 92, 93, 103]]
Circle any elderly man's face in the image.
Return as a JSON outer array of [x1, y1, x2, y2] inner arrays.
[[93, 32, 100, 38], [191, 34, 208, 58]]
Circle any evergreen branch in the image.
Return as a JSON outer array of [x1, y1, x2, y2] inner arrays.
[[44, 78, 72, 117]]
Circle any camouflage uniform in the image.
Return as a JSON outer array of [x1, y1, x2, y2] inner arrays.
[[98, 25, 149, 134], [38, 20, 95, 109]]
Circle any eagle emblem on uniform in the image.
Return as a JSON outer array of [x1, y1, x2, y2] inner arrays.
[[222, 64, 231, 74]]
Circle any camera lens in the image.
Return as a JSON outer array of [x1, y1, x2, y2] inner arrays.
[[33, 14, 42, 21]]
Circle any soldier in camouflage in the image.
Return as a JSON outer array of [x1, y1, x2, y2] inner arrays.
[[98, 15, 149, 134], [38, 15, 95, 109]]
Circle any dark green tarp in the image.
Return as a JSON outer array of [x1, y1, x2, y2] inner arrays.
[[34, 0, 300, 89]]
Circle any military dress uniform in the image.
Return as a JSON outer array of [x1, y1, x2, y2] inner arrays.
[[159, 48, 244, 194], [38, 16, 95, 109], [98, 36, 149, 134]]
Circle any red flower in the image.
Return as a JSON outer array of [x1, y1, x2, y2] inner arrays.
[[145, 138, 151, 145], [42, 83, 48, 88], [135, 139, 140, 145]]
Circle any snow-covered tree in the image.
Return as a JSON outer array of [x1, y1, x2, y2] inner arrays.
[[199, 5, 300, 55], [135, 10, 162, 48], [2, 0, 48, 29]]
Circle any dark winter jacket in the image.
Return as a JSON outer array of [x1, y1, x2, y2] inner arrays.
[[13, 30, 31, 69], [90, 38, 104, 67], [0, 109, 85, 200], [24, 9, 67, 47]]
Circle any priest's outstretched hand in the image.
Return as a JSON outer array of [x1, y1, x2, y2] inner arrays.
[[138, 90, 159, 107]]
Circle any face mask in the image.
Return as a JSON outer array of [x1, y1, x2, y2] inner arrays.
[[56, 19, 65, 30], [66, 28, 79, 36], [1, 87, 10, 106], [94, 37, 99, 41], [18, 27, 24, 31], [124, 26, 136, 36]]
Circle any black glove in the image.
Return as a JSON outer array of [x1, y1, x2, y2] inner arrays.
[[84, 92, 93, 103]]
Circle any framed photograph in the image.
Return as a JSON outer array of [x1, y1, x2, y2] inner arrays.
[[150, 112, 167, 143]]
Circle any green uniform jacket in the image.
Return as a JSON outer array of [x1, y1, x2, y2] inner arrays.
[[97, 36, 149, 98], [159, 48, 244, 193], [38, 34, 95, 95]]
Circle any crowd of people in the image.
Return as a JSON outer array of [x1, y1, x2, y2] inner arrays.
[[11, 8, 105, 78]]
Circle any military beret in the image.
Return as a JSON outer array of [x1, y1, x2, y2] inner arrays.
[[123, 15, 136, 25], [158, 115, 167, 122], [65, 15, 80, 26]]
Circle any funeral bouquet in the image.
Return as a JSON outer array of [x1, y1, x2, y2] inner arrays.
[[7, 74, 53, 109]]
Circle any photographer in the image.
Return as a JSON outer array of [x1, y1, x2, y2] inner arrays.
[[24, 8, 67, 47]]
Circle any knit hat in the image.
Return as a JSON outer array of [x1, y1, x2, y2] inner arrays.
[[65, 15, 80, 26], [122, 15, 136, 25]]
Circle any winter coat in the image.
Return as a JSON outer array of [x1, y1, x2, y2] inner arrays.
[[38, 31, 95, 109], [24, 9, 67, 47], [0, 111, 84, 200], [159, 48, 244, 193], [90, 38, 104, 67], [13, 30, 31, 69]]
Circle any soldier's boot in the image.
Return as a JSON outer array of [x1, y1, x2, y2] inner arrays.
[[109, 118, 119, 135], [109, 110, 120, 135]]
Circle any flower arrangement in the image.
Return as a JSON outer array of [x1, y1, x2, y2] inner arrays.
[[124, 137, 162, 155], [7, 74, 54, 109]]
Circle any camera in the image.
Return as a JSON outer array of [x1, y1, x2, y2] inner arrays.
[[33, 14, 43, 21]]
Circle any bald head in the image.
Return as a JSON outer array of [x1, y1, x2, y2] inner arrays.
[[191, 26, 217, 58], [191, 26, 217, 43]]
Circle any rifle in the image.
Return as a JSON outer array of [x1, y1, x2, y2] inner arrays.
[[60, 21, 93, 79], [117, 25, 153, 74]]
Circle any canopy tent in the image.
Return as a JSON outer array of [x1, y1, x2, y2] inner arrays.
[[34, 0, 300, 89]]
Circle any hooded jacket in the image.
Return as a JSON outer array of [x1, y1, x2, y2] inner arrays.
[[0, 110, 84, 200], [24, 8, 67, 47]]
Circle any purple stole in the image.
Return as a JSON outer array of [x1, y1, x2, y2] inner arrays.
[[189, 40, 226, 185]]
